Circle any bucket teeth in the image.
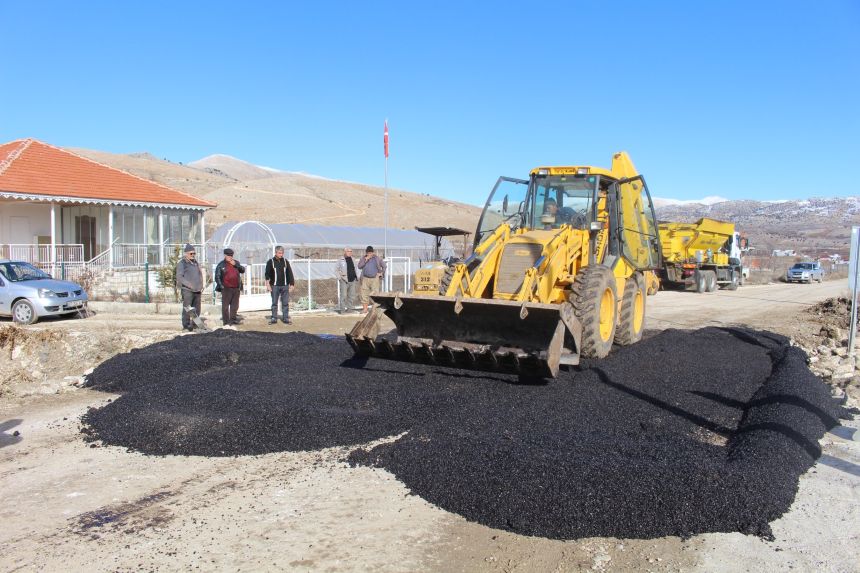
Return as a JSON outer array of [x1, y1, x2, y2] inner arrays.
[[345, 294, 582, 379]]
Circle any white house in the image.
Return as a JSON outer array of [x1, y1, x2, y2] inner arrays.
[[0, 139, 215, 272]]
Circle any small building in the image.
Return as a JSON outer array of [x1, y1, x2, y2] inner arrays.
[[0, 138, 215, 270]]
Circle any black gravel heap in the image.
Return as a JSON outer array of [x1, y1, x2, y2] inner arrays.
[[81, 327, 851, 540]]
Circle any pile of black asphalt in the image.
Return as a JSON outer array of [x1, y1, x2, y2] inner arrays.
[[81, 327, 852, 540]]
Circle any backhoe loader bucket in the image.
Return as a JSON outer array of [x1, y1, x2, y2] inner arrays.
[[346, 294, 582, 378]]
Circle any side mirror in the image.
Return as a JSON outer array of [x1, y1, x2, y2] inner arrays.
[[502, 195, 509, 213]]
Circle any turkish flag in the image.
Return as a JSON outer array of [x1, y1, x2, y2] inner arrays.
[[384, 120, 389, 158]]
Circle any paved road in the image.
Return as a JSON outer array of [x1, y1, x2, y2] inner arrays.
[[647, 279, 849, 332], [0, 279, 856, 572]]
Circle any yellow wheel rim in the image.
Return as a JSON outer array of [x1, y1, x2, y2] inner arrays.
[[599, 287, 614, 341], [633, 288, 644, 333]]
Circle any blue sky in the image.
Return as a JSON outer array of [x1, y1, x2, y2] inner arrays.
[[1, 1, 857, 206]]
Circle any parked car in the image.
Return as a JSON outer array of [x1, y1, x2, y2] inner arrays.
[[0, 260, 88, 325], [785, 261, 824, 284]]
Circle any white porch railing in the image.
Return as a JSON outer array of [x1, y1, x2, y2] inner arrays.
[[0, 243, 84, 263], [109, 243, 206, 268]]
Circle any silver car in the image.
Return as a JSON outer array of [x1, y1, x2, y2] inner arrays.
[[0, 260, 89, 325], [786, 262, 824, 284]]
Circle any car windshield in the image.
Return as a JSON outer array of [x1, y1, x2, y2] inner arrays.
[[791, 263, 815, 270], [531, 174, 598, 230], [0, 261, 51, 282]]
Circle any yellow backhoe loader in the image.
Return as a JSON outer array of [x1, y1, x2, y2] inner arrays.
[[347, 152, 662, 378]]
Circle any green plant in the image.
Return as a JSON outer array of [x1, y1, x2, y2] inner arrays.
[[295, 296, 317, 311], [156, 246, 182, 302]]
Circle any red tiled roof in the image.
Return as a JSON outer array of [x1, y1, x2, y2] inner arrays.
[[0, 139, 215, 208]]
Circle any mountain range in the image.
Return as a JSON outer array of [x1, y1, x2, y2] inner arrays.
[[69, 148, 857, 257]]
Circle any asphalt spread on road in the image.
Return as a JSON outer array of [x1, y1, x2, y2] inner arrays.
[[81, 327, 851, 540]]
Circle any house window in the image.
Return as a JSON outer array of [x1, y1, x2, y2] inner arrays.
[[163, 210, 201, 245]]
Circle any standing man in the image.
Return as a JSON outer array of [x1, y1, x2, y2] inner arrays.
[[336, 247, 359, 314], [265, 246, 295, 325], [214, 247, 245, 326], [176, 243, 203, 331], [357, 245, 386, 313]]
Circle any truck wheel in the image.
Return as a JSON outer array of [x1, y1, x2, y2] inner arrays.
[[706, 271, 718, 292], [570, 265, 617, 359], [12, 299, 38, 325], [694, 270, 707, 293], [615, 272, 646, 346], [726, 271, 739, 291]]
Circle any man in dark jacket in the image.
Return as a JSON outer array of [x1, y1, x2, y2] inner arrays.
[[214, 247, 245, 326], [264, 245, 295, 325], [176, 243, 203, 331]]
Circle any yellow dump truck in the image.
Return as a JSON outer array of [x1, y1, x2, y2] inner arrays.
[[658, 218, 747, 292]]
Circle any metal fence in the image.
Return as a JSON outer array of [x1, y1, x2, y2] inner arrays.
[[225, 257, 413, 312]]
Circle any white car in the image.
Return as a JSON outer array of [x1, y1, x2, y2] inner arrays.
[[0, 260, 88, 324]]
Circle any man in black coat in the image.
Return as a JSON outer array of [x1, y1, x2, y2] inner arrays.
[[264, 245, 295, 325]]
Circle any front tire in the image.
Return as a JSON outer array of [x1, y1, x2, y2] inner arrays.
[[726, 271, 739, 291], [615, 272, 646, 346], [12, 299, 37, 325], [570, 265, 617, 359]]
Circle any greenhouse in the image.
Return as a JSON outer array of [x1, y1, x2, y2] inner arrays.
[[205, 221, 460, 265]]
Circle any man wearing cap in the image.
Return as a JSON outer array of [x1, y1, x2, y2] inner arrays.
[[214, 248, 246, 326], [357, 245, 386, 313], [176, 243, 204, 331]]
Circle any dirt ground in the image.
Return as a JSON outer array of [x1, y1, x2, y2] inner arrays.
[[1, 281, 858, 572]]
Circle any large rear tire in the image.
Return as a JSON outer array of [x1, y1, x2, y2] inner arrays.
[[615, 272, 646, 346], [694, 270, 707, 293], [438, 264, 456, 295], [570, 265, 617, 359]]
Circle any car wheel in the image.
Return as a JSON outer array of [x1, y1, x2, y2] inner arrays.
[[12, 299, 38, 325]]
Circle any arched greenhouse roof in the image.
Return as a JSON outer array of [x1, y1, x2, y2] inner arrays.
[[209, 221, 459, 250]]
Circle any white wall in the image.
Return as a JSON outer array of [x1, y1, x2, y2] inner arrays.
[[0, 201, 53, 243]]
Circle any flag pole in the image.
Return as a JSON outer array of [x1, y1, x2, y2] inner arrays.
[[383, 119, 389, 260]]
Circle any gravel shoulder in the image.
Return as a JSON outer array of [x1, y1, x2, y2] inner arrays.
[[1, 280, 858, 572]]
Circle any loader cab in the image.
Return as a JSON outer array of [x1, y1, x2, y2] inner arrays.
[[531, 173, 601, 231]]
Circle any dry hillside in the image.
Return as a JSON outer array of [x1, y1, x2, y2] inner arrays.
[[69, 148, 483, 235]]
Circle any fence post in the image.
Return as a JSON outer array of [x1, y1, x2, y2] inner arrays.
[[307, 259, 313, 310], [61, 262, 66, 281], [145, 262, 150, 303]]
